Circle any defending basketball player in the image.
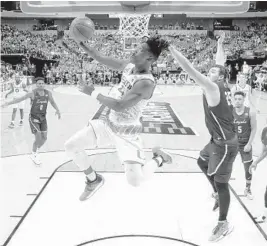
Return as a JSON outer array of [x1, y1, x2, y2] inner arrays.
[[5, 74, 28, 128], [2, 78, 61, 165], [249, 126, 267, 223], [233, 91, 257, 199], [61, 35, 172, 201], [169, 31, 238, 242]]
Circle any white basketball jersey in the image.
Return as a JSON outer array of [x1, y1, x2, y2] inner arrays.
[[13, 80, 26, 98], [107, 63, 155, 135]]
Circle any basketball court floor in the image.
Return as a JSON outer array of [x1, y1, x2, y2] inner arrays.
[[1, 85, 267, 246]]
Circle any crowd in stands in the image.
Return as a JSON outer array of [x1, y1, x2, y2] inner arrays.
[[1, 21, 267, 89]]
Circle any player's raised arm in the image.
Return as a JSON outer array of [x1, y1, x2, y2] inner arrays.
[[2, 91, 33, 108], [215, 31, 226, 66], [168, 45, 217, 93], [78, 41, 129, 71]]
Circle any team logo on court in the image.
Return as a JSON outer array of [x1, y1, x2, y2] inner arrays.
[[93, 102, 195, 135]]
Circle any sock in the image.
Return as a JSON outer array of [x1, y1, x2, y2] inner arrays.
[[215, 181, 230, 222], [246, 180, 251, 190], [11, 121, 14, 124], [197, 157, 217, 193], [244, 161, 253, 189], [84, 166, 97, 182]]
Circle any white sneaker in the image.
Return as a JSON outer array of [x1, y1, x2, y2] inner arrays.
[[244, 188, 253, 200], [209, 221, 234, 242], [255, 215, 266, 223], [30, 153, 41, 166]]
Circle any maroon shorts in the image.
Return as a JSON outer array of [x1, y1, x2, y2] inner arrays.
[[200, 139, 238, 183], [29, 114, 47, 134]]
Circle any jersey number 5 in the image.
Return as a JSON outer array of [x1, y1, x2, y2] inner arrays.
[[238, 125, 242, 133], [40, 105, 43, 111], [225, 91, 232, 106]]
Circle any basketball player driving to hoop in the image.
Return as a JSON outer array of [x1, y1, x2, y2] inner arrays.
[[61, 36, 172, 201], [169, 31, 238, 242]]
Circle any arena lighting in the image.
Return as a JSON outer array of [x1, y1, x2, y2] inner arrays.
[[153, 14, 163, 18]]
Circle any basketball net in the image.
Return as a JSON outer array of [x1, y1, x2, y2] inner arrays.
[[117, 14, 151, 38]]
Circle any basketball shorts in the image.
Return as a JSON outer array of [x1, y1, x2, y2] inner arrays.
[[200, 139, 238, 183], [71, 119, 146, 165], [29, 114, 47, 134], [12, 98, 25, 109], [238, 142, 253, 164]]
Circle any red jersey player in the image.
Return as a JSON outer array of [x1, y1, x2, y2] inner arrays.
[[169, 31, 238, 241], [2, 77, 61, 165]]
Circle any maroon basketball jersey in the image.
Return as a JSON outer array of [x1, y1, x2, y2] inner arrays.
[[30, 89, 49, 116], [203, 81, 236, 141], [233, 107, 251, 143]]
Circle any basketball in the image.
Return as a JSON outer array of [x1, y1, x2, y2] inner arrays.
[[69, 17, 95, 41]]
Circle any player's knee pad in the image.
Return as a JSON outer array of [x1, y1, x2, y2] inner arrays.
[[125, 173, 142, 187], [125, 164, 142, 187], [215, 181, 229, 192], [64, 138, 78, 153]]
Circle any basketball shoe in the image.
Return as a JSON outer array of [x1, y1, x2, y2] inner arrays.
[[79, 174, 104, 201], [30, 152, 41, 166], [255, 215, 266, 223], [19, 120, 23, 126], [209, 221, 234, 242], [8, 122, 15, 129], [152, 146, 172, 167], [244, 188, 253, 200]]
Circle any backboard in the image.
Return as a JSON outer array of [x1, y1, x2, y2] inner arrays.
[[20, 1, 250, 16]]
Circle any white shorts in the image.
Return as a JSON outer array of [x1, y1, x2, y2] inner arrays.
[[70, 119, 146, 165], [12, 101, 25, 109]]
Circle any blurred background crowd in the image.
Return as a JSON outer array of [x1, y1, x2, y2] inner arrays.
[[1, 2, 267, 91]]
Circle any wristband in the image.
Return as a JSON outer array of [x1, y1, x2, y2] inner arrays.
[[91, 91, 100, 100]]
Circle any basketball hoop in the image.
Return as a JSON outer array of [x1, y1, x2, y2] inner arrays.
[[117, 13, 151, 38]]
